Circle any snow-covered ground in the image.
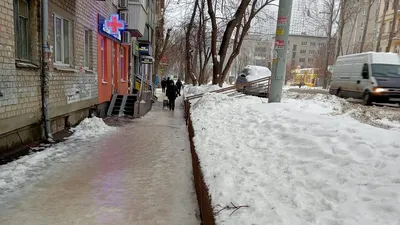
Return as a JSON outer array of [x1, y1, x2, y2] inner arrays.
[[190, 91, 400, 225], [0, 117, 116, 195]]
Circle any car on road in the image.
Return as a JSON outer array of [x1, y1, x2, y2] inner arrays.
[[329, 52, 400, 105], [235, 65, 271, 97]]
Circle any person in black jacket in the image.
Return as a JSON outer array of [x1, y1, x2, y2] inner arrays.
[[161, 78, 167, 93], [176, 79, 183, 95], [166, 83, 179, 110]]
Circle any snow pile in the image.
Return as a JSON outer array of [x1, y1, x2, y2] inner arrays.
[[191, 93, 400, 225], [244, 65, 271, 82], [0, 117, 116, 195], [183, 84, 221, 97], [70, 117, 115, 139], [284, 89, 400, 129]]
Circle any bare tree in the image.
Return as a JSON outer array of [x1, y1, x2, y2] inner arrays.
[[185, 0, 200, 85], [154, 0, 173, 83], [206, 0, 275, 86], [387, 0, 399, 52], [360, 0, 375, 52], [376, 0, 390, 51], [336, 0, 361, 57], [306, 0, 340, 88]]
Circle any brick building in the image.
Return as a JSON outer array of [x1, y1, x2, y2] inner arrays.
[[0, 0, 135, 156]]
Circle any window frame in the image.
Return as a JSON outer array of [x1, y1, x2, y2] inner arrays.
[[14, 0, 31, 61], [120, 46, 125, 81], [53, 13, 72, 66], [101, 38, 106, 82], [84, 29, 92, 69]]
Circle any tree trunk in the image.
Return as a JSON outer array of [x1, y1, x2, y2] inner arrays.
[[376, 0, 389, 51], [346, 16, 358, 54], [360, 0, 373, 52], [185, 0, 199, 85], [336, 0, 346, 58], [386, 0, 399, 52]]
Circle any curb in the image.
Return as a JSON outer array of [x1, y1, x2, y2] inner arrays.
[[185, 99, 216, 225]]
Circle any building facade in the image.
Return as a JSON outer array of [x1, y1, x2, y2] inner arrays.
[[0, 0, 153, 156], [376, 0, 400, 53], [341, 0, 380, 55], [287, 34, 327, 69]]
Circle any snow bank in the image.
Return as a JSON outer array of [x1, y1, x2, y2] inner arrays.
[[70, 117, 114, 139], [0, 117, 116, 195], [183, 84, 221, 97], [284, 89, 400, 129], [191, 93, 400, 225]]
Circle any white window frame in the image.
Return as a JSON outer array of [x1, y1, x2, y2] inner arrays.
[[53, 14, 72, 66], [101, 38, 106, 82], [84, 29, 91, 69], [120, 47, 125, 81]]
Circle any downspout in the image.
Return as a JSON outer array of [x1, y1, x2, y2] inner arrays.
[[41, 0, 53, 141]]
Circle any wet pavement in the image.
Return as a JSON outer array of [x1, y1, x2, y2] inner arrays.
[[0, 95, 200, 225]]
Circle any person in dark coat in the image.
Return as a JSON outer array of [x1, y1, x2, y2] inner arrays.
[[161, 78, 167, 93], [176, 79, 183, 95], [166, 83, 179, 110]]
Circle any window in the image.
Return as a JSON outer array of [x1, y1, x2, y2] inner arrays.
[[362, 8, 366, 15], [309, 50, 315, 55], [15, 0, 30, 60], [301, 41, 307, 46], [101, 39, 105, 81], [293, 44, 297, 51], [120, 47, 125, 81], [360, 21, 364, 28], [299, 58, 305, 62], [308, 58, 314, 63], [54, 14, 71, 65], [84, 30, 92, 68], [310, 42, 316, 46], [300, 49, 306, 54], [319, 43, 325, 47], [390, 21, 393, 31], [292, 52, 296, 59]]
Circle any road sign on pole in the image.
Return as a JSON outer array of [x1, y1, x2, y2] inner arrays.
[[269, 0, 293, 103]]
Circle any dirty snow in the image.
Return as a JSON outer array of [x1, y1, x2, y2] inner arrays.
[[0, 117, 115, 195], [191, 92, 400, 225]]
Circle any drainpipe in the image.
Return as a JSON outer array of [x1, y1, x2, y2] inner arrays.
[[42, 0, 53, 141]]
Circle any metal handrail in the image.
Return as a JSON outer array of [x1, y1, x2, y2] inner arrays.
[[185, 76, 271, 100]]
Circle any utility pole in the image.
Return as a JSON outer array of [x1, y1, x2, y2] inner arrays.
[[269, 0, 293, 103]]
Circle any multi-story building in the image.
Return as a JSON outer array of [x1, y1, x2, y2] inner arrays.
[[287, 34, 327, 68], [376, 0, 400, 53], [341, 0, 380, 54], [0, 0, 155, 156]]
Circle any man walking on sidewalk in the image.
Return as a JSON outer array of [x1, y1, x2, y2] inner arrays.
[[176, 79, 183, 95], [161, 78, 167, 93], [166, 83, 179, 110]]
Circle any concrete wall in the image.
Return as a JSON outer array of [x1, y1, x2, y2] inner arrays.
[[0, 0, 121, 156]]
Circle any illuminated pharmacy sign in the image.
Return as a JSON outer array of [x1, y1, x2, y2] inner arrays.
[[98, 14, 126, 42]]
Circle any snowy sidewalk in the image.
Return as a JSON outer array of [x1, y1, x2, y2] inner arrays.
[[0, 96, 199, 225]]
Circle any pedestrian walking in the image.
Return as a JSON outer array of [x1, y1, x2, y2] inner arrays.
[[166, 83, 179, 110], [176, 79, 183, 96], [161, 78, 167, 93]]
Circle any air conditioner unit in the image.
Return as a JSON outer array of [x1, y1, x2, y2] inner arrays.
[[122, 31, 131, 44], [120, 11, 129, 26], [118, 0, 128, 9]]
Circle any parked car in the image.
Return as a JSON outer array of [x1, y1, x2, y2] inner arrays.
[[235, 65, 271, 97], [329, 52, 400, 105]]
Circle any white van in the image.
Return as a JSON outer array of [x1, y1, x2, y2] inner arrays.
[[329, 52, 400, 105]]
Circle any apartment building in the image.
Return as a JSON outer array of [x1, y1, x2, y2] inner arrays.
[[341, 0, 380, 54], [0, 0, 156, 156], [287, 35, 327, 68], [376, 0, 400, 53]]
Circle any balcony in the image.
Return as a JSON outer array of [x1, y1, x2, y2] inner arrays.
[[127, 0, 148, 37]]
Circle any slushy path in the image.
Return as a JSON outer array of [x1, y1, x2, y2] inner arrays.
[[0, 94, 200, 225]]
